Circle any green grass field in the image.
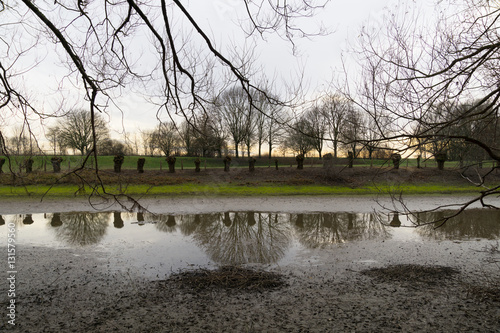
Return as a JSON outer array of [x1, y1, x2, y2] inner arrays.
[[2, 154, 495, 172], [0, 182, 480, 198], [0, 154, 495, 198]]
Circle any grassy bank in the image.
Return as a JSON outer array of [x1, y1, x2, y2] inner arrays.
[[0, 183, 480, 198]]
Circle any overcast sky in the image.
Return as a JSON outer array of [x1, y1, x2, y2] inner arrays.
[[4, 0, 442, 147], [114, 0, 405, 136]]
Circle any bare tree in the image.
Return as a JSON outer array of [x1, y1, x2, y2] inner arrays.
[[1, 0, 328, 204], [341, 108, 364, 158], [140, 129, 156, 156], [349, 0, 500, 215], [46, 127, 63, 155], [246, 86, 287, 159], [8, 126, 31, 156], [178, 120, 195, 156], [255, 108, 267, 158], [123, 132, 140, 156], [243, 111, 257, 158], [192, 110, 227, 158], [304, 106, 327, 159], [218, 86, 255, 158], [265, 103, 288, 159], [321, 94, 350, 158], [151, 122, 180, 157], [50, 110, 109, 156], [250, 88, 284, 158], [284, 116, 314, 157]]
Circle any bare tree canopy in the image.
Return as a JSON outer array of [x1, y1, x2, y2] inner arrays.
[[2, 0, 499, 217], [50, 110, 109, 156], [349, 0, 500, 211], [217, 86, 254, 158], [0, 0, 327, 131], [352, 0, 499, 159], [0, 0, 327, 203]]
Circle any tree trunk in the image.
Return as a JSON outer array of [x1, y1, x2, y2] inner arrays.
[[224, 156, 231, 172], [25, 158, 34, 173], [391, 153, 401, 169], [113, 155, 124, 173], [296, 154, 304, 170], [137, 158, 146, 173], [51, 157, 63, 173], [166, 156, 176, 173], [434, 153, 447, 170], [194, 158, 201, 172], [249, 158, 256, 172]]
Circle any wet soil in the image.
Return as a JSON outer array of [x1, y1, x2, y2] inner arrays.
[[1, 243, 499, 333], [2, 164, 498, 189], [1, 196, 499, 332]]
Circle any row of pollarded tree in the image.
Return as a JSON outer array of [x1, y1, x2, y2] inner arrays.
[[4, 92, 497, 164], [0, 152, 453, 176], [1, 87, 500, 162]]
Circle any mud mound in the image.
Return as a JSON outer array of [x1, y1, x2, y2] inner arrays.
[[163, 266, 287, 291]]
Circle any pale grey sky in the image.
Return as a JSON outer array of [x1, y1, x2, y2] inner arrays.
[[2, 0, 442, 148], [115, 0, 406, 134]]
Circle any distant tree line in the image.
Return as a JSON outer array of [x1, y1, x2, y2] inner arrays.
[[2, 88, 497, 164]]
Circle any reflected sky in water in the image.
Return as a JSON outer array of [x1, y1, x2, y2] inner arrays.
[[1, 209, 499, 277]]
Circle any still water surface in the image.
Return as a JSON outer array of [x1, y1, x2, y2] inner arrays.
[[1, 209, 499, 277]]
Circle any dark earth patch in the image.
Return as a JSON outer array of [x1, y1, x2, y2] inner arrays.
[[361, 264, 460, 284], [160, 265, 287, 291]]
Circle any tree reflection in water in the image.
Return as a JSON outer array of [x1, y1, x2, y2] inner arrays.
[[389, 213, 402, 228], [50, 213, 63, 227], [137, 212, 144, 223], [135, 212, 178, 233], [113, 212, 124, 228], [293, 212, 390, 249], [1, 208, 498, 264], [156, 215, 177, 233], [9, 215, 28, 228], [187, 212, 292, 265], [23, 214, 34, 225], [54, 212, 109, 246], [415, 209, 500, 240], [177, 213, 224, 236]]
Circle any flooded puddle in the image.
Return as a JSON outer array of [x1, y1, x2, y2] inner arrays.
[[1, 208, 499, 278]]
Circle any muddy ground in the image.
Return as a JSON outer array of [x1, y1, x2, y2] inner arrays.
[[3, 163, 499, 189], [0, 196, 499, 332]]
